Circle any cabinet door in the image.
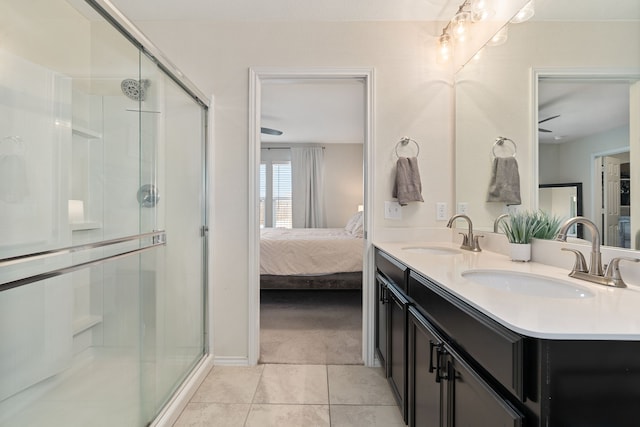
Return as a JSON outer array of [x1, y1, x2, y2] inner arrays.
[[447, 346, 524, 427], [375, 274, 389, 372], [408, 307, 445, 427], [387, 283, 408, 422]]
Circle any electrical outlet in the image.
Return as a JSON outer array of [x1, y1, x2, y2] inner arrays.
[[436, 202, 447, 220], [384, 201, 402, 220], [457, 202, 469, 215]]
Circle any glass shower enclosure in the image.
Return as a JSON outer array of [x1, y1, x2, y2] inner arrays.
[[0, 1, 208, 425]]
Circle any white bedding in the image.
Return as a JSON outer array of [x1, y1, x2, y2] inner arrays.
[[260, 227, 364, 275]]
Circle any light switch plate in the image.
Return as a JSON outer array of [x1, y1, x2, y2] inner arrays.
[[384, 201, 402, 220], [436, 202, 447, 220], [457, 202, 469, 215]]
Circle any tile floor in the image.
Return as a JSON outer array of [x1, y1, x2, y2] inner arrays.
[[173, 364, 406, 426]]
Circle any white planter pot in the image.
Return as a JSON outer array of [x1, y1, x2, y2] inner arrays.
[[509, 243, 531, 262]]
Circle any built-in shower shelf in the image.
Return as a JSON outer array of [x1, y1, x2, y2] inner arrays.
[[70, 222, 102, 231], [72, 315, 103, 336], [72, 125, 102, 139]]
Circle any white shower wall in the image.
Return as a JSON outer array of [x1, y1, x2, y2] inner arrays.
[[0, 50, 74, 402]]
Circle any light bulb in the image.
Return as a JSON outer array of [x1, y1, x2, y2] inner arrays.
[[451, 10, 471, 41], [438, 33, 452, 63], [471, 0, 494, 22], [473, 48, 483, 62]]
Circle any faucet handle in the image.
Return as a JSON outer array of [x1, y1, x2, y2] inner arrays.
[[472, 235, 484, 252], [458, 232, 469, 247], [561, 248, 588, 273], [604, 257, 640, 288]]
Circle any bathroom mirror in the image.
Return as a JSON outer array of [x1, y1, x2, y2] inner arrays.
[[455, 0, 640, 251]]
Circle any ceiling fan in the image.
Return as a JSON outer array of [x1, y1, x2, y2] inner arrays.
[[261, 127, 283, 136], [538, 115, 560, 133]]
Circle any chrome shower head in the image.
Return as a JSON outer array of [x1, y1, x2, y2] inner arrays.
[[121, 79, 150, 101]]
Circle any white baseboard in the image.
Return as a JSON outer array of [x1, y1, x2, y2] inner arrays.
[[213, 355, 251, 366], [150, 354, 214, 427]]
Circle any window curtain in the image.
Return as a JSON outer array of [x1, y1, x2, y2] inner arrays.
[[291, 146, 326, 228]]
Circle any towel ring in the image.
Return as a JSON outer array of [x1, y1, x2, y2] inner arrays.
[[492, 136, 516, 158], [395, 137, 420, 158]]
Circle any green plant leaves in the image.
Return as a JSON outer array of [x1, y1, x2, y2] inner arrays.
[[500, 210, 563, 244]]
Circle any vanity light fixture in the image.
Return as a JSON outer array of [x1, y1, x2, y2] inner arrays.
[[486, 25, 508, 46], [511, 0, 535, 24], [451, 9, 472, 42], [436, 0, 494, 63], [437, 30, 453, 63], [470, 0, 494, 22]]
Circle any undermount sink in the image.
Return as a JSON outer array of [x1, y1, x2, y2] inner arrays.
[[461, 269, 595, 299], [401, 246, 461, 255]]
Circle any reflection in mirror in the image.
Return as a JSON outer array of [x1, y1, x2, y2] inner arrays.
[[454, 0, 640, 253], [538, 77, 638, 249], [539, 183, 583, 238]]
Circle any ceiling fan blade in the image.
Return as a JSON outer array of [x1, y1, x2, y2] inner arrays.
[[538, 114, 560, 124], [538, 128, 552, 133], [261, 127, 283, 135]]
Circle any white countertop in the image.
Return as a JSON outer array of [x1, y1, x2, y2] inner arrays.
[[374, 240, 640, 340]]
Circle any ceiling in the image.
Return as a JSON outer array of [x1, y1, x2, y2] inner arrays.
[[107, 0, 456, 22], [538, 80, 633, 145], [261, 79, 365, 144], [109, 0, 640, 22]]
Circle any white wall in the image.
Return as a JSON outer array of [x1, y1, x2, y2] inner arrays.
[[324, 143, 364, 228], [133, 20, 454, 360]]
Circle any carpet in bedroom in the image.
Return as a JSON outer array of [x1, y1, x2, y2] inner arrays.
[[260, 289, 363, 365]]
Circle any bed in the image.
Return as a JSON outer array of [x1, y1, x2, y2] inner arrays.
[[260, 212, 364, 290]]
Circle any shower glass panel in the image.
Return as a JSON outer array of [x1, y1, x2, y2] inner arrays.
[[138, 53, 206, 420], [0, 252, 154, 426], [0, 1, 208, 425]]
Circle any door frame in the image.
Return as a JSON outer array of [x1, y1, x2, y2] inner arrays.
[[248, 67, 376, 366]]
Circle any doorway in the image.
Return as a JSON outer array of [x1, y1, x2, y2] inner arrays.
[[248, 67, 375, 366]]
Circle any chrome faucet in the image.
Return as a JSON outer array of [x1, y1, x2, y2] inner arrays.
[[556, 216, 603, 276], [556, 216, 639, 288], [447, 214, 482, 252], [493, 213, 509, 233]]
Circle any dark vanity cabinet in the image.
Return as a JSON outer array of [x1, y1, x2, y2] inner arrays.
[[387, 283, 408, 421], [375, 247, 640, 427], [407, 307, 524, 427], [375, 272, 389, 371], [375, 250, 409, 422], [407, 307, 445, 426]]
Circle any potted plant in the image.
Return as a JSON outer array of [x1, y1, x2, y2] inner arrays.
[[500, 210, 546, 262]]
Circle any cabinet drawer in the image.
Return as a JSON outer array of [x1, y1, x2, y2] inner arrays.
[[375, 249, 408, 293], [408, 271, 524, 401]]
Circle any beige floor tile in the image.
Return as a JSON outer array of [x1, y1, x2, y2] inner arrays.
[[245, 404, 330, 427], [253, 364, 328, 404], [190, 365, 264, 403], [173, 402, 250, 427], [330, 405, 405, 427], [327, 365, 397, 405]]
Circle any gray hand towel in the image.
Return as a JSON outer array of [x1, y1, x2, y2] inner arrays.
[[486, 157, 521, 205], [392, 156, 424, 206]]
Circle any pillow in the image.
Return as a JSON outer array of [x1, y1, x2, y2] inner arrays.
[[345, 211, 364, 237]]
